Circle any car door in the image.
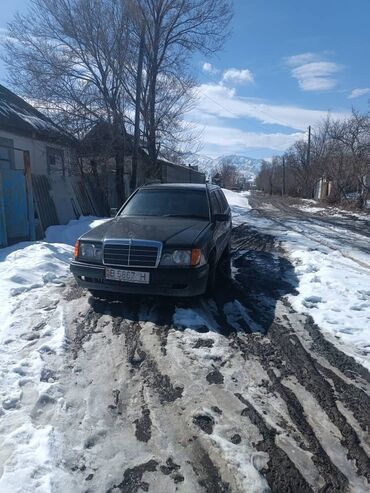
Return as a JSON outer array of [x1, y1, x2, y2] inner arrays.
[[215, 189, 231, 252], [210, 189, 225, 260]]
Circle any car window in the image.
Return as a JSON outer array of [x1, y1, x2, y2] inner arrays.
[[216, 189, 228, 212], [120, 189, 210, 219], [210, 191, 222, 214]]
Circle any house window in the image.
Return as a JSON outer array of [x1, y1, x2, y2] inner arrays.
[[0, 137, 14, 169], [47, 147, 65, 176]]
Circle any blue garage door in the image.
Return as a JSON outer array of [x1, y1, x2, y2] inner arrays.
[[0, 169, 31, 244]]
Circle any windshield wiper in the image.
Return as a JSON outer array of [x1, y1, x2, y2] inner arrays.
[[161, 214, 207, 219]]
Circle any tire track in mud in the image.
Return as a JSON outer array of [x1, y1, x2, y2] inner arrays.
[[107, 306, 231, 492], [112, 311, 184, 404], [235, 393, 314, 493], [218, 224, 370, 491], [302, 316, 370, 384], [232, 321, 370, 489], [266, 369, 349, 492], [66, 308, 104, 359], [189, 443, 231, 493]]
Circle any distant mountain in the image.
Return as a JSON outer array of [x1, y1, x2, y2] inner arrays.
[[183, 153, 263, 181]]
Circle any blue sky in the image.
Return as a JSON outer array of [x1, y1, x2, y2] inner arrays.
[[1, 0, 370, 158]]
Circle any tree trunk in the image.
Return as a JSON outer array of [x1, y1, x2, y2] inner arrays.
[[115, 147, 126, 205], [147, 21, 160, 180], [131, 28, 145, 193], [148, 70, 158, 177]]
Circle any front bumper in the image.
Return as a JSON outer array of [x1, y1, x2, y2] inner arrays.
[[70, 260, 209, 297]]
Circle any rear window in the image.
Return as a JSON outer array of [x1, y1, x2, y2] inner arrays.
[[120, 189, 210, 219]]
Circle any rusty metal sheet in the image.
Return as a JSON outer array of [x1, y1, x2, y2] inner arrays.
[[31, 174, 59, 232]]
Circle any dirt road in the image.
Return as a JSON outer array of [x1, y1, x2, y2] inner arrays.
[[33, 194, 370, 492]]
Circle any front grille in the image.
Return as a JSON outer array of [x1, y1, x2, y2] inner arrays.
[[103, 240, 161, 268]]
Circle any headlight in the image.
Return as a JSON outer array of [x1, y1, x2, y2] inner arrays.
[[160, 249, 191, 266], [79, 242, 102, 261], [160, 249, 204, 267], [173, 250, 191, 265]]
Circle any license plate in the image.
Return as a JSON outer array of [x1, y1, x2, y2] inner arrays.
[[105, 268, 150, 284]]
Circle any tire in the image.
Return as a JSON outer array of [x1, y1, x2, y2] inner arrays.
[[206, 253, 217, 295], [219, 241, 232, 279]]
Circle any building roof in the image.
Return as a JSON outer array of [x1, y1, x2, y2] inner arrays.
[[0, 84, 73, 144]]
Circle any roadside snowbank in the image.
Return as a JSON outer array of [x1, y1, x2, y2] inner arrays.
[[285, 234, 370, 369], [0, 216, 109, 325], [222, 189, 251, 210], [44, 216, 108, 245], [222, 189, 251, 224]]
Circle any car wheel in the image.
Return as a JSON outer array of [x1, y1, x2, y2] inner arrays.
[[206, 253, 217, 294], [219, 241, 232, 278]]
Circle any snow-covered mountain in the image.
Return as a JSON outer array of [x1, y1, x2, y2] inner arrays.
[[183, 153, 263, 181]]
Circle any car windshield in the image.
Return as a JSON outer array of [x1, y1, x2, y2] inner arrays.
[[120, 189, 209, 219]]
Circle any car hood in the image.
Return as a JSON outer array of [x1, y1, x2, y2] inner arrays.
[[80, 216, 209, 247]]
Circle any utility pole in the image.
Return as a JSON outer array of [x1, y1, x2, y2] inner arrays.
[[307, 125, 311, 168], [282, 155, 286, 196]]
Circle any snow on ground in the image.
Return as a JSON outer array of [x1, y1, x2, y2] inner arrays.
[[293, 200, 370, 219], [44, 216, 108, 245], [222, 189, 251, 224], [0, 216, 109, 323], [224, 191, 370, 370], [283, 234, 370, 367], [296, 205, 328, 214], [0, 216, 107, 492], [222, 189, 251, 210]]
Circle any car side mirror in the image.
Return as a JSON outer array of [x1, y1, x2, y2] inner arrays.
[[110, 207, 118, 217], [212, 213, 229, 222]]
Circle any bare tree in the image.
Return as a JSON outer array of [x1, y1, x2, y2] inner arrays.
[[217, 159, 240, 189], [328, 111, 370, 206], [136, 0, 232, 175], [3, 0, 135, 201], [255, 111, 370, 209]]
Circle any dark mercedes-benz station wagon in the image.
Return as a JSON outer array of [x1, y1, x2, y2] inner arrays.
[[70, 184, 231, 297]]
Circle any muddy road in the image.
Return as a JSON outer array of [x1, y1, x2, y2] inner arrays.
[[35, 201, 370, 493]]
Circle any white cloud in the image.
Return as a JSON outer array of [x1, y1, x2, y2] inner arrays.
[[286, 53, 318, 67], [286, 53, 343, 92], [188, 83, 348, 155], [202, 62, 219, 75], [200, 125, 303, 152], [222, 68, 254, 85], [348, 88, 370, 99], [194, 83, 348, 131]]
